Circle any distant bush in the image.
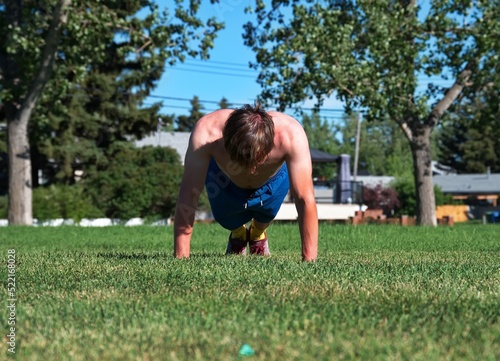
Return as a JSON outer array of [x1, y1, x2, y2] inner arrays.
[[33, 184, 104, 221], [0, 186, 103, 221], [0, 195, 7, 218], [362, 184, 400, 216], [392, 177, 416, 216], [84, 144, 184, 220], [392, 177, 455, 216]]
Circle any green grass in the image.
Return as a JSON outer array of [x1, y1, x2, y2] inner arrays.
[[1, 224, 499, 360]]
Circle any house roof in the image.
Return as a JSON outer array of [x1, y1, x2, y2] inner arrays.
[[310, 148, 339, 163], [352, 176, 396, 188], [352, 174, 500, 195], [433, 173, 500, 194]]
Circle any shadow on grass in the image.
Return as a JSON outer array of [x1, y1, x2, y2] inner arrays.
[[190, 252, 226, 258], [96, 251, 170, 260], [96, 251, 227, 260]]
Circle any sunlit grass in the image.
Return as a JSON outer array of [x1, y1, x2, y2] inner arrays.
[[2, 224, 499, 360]]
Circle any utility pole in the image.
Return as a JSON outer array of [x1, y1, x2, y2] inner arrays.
[[353, 113, 361, 182]]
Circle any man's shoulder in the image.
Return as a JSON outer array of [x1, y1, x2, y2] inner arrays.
[[269, 112, 309, 158], [188, 109, 232, 152], [268, 111, 301, 129], [270, 112, 304, 140], [192, 109, 232, 137], [206, 108, 234, 119]]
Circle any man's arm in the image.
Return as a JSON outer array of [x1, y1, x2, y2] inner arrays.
[[285, 122, 318, 262], [173, 130, 210, 259]]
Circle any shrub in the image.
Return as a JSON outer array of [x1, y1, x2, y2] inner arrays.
[[392, 177, 416, 216], [33, 184, 104, 221], [362, 184, 400, 216], [0, 195, 7, 218], [0, 186, 103, 221], [392, 177, 455, 216], [84, 144, 184, 220]]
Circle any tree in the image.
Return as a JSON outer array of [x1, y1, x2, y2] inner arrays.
[[301, 112, 339, 179], [0, 0, 223, 224], [1, 0, 71, 225], [176, 96, 206, 131], [336, 113, 391, 176], [219, 97, 232, 109], [438, 87, 500, 173], [392, 176, 455, 217], [30, 53, 165, 187], [243, 0, 499, 225]]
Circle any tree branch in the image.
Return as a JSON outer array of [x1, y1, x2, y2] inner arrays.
[[399, 120, 413, 142], [18, 0, 71, 121], [426, 61, 473, 127]]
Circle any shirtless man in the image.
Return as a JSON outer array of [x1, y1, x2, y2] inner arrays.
[[173, 103, 318, 262]]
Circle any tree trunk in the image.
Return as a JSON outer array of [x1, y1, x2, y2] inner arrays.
[[410, 128, 436, 226], [4, 0, 71, 225], [8, 115, 33, 225]]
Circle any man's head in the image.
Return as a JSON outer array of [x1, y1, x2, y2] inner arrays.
[[223, 103, 275, 171]]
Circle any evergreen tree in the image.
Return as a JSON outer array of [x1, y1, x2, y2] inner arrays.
[[176, 96, 205, 131], [301, 112, 340, 179], [438, 89, 500, 173], [219, 97, 231, 109]]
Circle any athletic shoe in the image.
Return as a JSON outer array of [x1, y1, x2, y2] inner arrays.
[[226, 233, 247, 255], [249, 231, 270, 256]]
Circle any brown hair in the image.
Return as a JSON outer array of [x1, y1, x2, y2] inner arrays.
[[223, 103, 275, 171]]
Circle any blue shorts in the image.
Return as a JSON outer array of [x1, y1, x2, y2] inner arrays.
[[205, 158, 290, 230]]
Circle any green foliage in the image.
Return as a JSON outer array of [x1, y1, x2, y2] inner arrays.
[[176, 95, 206, 131], [0, 195, 7, 218], [2, 224, 499, 360], [32, 184, 104, 221], [392, 175, 418, 217], [17, 1, 223, 186], [434, 185, 456, 206], [218, 97, 232, 109], [243, 0, 499, 224], [385, 136, 414, 178], [84, 144, 183, 219], [0, 151, 7, 195], [438, 87, 500, 173], [393, 176, 455, 216], [0, 0, 223, 222], [301, 112, 339, 178]]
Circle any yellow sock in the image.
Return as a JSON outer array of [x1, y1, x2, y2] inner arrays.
[[250, 221, 266, 241], [231, 225, 246, 240]]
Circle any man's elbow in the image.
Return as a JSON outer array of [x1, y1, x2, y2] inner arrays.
[[294, 193, 317, 209]]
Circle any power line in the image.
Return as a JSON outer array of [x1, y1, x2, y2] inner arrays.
[[176, 59, 456, 84], [167, 67, 257, 79], [148, 94, 347, 113], [184, 59, 252, 68], [148, 95, 245, 106], [182, 60, 255, 73]]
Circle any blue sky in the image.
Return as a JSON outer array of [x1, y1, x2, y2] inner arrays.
[[147, 1, 267, 116]]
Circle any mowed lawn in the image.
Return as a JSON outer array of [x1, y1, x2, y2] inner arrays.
[[2, 223, 499, 361]]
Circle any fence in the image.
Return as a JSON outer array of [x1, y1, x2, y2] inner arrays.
[[314, 180, 363, 205]]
